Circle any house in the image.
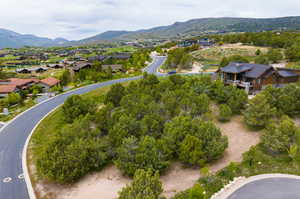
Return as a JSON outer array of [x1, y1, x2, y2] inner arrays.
[[199, 38, 214, 47], [179, 40, 198, 47], [15, 68, 31, 74], [38, 77, 61, 92], [88, 55, 107, 62], [30, 67, 48, 73], [219, 62, 300, 93], [102, 64, 124, 73], [274, 68, 300, 87], [72, 62, 92, 72], [111, 53, 131, 60], [8, 78, 39, 90], [0, 85, 18, 97], [48, 63, 64, 69]]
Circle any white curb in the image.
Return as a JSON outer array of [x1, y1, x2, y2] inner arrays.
[[22, 105, 62, 199]]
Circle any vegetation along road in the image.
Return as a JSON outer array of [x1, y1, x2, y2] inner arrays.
[[0, 56, 166, 199]]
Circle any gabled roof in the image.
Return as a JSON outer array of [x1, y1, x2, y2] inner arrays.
[[8, 78, 39, 87], [0, 85, 17, 94], [73, 62, 92, 71], [220, 62, 253, 73], [40, 77, 60, 87], [244, 64, 272, 78], [221, 62, 272, 79], [277, 70, 300, 77]]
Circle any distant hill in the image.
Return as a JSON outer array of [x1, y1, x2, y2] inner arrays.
[[0, 28, 69, 48], [1, 16, 300, 48], [79, 16, 300, 42]]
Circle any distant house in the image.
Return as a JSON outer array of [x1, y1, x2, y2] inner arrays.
[[15, 68, 31, 74], [199, 38, 214, 47], [72, 62, 92, 72], [0, 85, 18, 97], [30, 67, 48, 73], [102, 64, 124, 73], [7, 78, 39, 90], [179, 40, 198, 47], [219, 62, 300, 93], [38, 77, 61, 92], [111, 53, 131, 60], [48, 63, 64, 69], [88, 55, 107, 62], [15, 67, 48, 74]]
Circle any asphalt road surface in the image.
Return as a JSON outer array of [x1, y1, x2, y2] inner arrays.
[[0, 56, 166, 199], [228, 178, 300, 199]]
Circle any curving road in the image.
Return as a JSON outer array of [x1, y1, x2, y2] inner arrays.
[[228, 177, 300, 199], [0, 56, 166, 199]]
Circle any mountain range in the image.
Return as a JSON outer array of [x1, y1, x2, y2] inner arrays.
[[1, 16, 300, 48]]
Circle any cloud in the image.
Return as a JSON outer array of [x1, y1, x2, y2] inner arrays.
[[0, 0, 299, 40]]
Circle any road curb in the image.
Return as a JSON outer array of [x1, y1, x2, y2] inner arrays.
[[22, 105, 62, 199]]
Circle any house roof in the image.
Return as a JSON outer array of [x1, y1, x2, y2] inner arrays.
[[244, 64, 272, 78], [73, 62, 92, 71], [8, 78, 39, 87], [102, 64, 123, 71], [277, 70, 300, 77], [220, 62, 253, 73], [221, 63, 272, 79], [0, 85, 17, 94], [40, 77, 60, 87]]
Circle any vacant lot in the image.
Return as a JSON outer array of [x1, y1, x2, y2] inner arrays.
[[30, 115, 260, 199], [191, 43, 269, 65]]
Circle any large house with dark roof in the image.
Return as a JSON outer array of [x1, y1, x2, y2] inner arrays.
[[219, 62, 300, 93]]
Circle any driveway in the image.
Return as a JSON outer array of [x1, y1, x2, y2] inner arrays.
[[228, 177, 300, 199], [0, 56, 166, 199]]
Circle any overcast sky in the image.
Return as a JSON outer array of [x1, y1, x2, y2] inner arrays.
[[1, 0, 300, 40]]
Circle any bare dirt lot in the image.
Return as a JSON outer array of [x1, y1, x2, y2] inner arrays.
[[33, 116, 260, 199]]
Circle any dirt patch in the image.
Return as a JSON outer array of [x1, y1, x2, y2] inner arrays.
[[295, 118, 300, 127], [32, 116, 260, 199], [211, 116, 261, 172]]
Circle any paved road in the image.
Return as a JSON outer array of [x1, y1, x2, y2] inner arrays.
[[0, 56, 166, 199], [228, 178, 300, 199]]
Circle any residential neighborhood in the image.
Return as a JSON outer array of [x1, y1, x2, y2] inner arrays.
[[1, 2, 300, 199]]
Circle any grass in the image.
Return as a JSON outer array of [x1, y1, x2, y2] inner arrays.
[[0, 99, 36, 122], [286, 62, 300, 69], [191, 44, 268, 65], [105, 46, 137, 54]]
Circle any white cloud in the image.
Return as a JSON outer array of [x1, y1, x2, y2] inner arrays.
[[0, 0, 299, 40]]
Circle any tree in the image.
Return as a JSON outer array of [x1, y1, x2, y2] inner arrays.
[[219, 57, 229, 68], [254, 55, 269, 64], [6, 93, 22, 106], [179, 135, 204, 166], [244, 94, 276, 128], [262, 116, 299, 154], [255, 49, 262, 56], [188, 184, 207, 199], [35, 121, 109, 183], [60, 70, 71, 86], [62, 95, 94, 123], [197, 122, 228, 162], [105, 83, 126, 106], [162, 116, 197, 157], [218, 104, 232, 122], [288, 144, 298, 162], [118, 169, 163, 199], [115, 136, 169, 176], [266, 49, 283, 63]]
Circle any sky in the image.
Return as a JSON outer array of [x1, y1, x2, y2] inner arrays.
[[0, 0, 300, 40]]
